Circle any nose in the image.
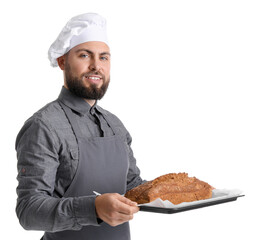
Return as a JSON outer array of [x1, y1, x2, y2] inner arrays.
[[89, 57, 101, 72]]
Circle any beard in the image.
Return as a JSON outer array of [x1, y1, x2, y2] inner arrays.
[[64, 63, 110, 100]]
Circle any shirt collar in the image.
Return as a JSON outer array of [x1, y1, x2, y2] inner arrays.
[[58, 86, 98, 116]]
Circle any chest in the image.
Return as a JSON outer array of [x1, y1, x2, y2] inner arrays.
[[52, 112, 128, 197]]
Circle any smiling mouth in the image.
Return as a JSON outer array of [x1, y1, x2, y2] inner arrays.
[[84, 75, 103, 84], [86, 76, 101, 80]]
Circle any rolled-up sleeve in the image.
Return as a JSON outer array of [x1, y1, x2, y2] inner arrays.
[[15, 117, 100, 232]]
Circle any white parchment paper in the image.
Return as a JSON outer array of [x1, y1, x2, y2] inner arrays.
[[138, 189, 243, 208]]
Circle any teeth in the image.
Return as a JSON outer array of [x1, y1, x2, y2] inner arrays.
[[87, 76, 100, 80]]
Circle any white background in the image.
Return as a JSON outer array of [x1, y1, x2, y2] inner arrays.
[[0, 0, 260, 239]]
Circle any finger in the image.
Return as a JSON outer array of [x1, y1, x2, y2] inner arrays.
[[116, 200, 139, 215], [117, 195, 138, 206], [120, 205, 139, 215], [114, 212, 135, 223], [107, 213, 134, 227]]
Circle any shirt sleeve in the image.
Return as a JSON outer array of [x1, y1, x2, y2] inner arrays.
[[125, 131, 147, 192], [15, 117, 100, 232]]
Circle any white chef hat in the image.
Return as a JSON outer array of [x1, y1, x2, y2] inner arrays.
[[48, 13, 108, 67]]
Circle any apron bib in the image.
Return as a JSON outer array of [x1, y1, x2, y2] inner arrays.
[[43, 101, 130, 240]]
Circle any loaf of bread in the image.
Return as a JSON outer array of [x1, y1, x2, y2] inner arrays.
[[125, 173, 212, 205]]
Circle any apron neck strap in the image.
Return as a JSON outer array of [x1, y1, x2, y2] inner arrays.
[[58, 100, 83, 139]]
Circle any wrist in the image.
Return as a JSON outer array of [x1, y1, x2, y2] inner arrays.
[[73, 195, 100, 226]]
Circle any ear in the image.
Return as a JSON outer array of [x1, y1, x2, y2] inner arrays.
[[57, 55, 66, 70]]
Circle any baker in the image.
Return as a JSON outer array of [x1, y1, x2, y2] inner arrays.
[[15, 13, 144, 240]]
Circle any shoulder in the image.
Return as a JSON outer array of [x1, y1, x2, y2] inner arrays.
[[15, 100, 67, 149], [33, 100, 65, 124], [22, 100, 67, 131]]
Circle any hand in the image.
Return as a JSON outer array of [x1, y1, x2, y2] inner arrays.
[[95, 193, 139, 227]]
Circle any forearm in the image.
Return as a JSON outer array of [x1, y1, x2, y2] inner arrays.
[[16, 194, 99, 232]]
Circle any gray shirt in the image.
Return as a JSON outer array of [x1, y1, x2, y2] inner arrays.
[[15, 86, 144, 232]]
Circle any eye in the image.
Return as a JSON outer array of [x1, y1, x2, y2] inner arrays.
[[80, 54, 89, 58], [100, 56, 109, 61]]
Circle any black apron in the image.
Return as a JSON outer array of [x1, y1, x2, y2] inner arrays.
[[43, 101, 130, 240]]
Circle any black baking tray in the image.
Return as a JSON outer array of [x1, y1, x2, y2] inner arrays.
[[139, 195, 244, 214]]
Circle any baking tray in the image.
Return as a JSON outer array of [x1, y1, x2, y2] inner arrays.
[[139, 194, 244, 214]]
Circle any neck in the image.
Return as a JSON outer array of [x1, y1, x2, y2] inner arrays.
[[85, 99, 96, 107]]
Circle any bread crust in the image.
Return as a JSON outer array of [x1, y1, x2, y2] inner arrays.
[[125, 173, 212, 204]]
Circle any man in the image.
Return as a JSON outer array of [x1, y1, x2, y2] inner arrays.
[[15, 13, 144, 240]]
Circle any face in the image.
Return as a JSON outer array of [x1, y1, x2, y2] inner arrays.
[[58, 41, 111, 100]]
